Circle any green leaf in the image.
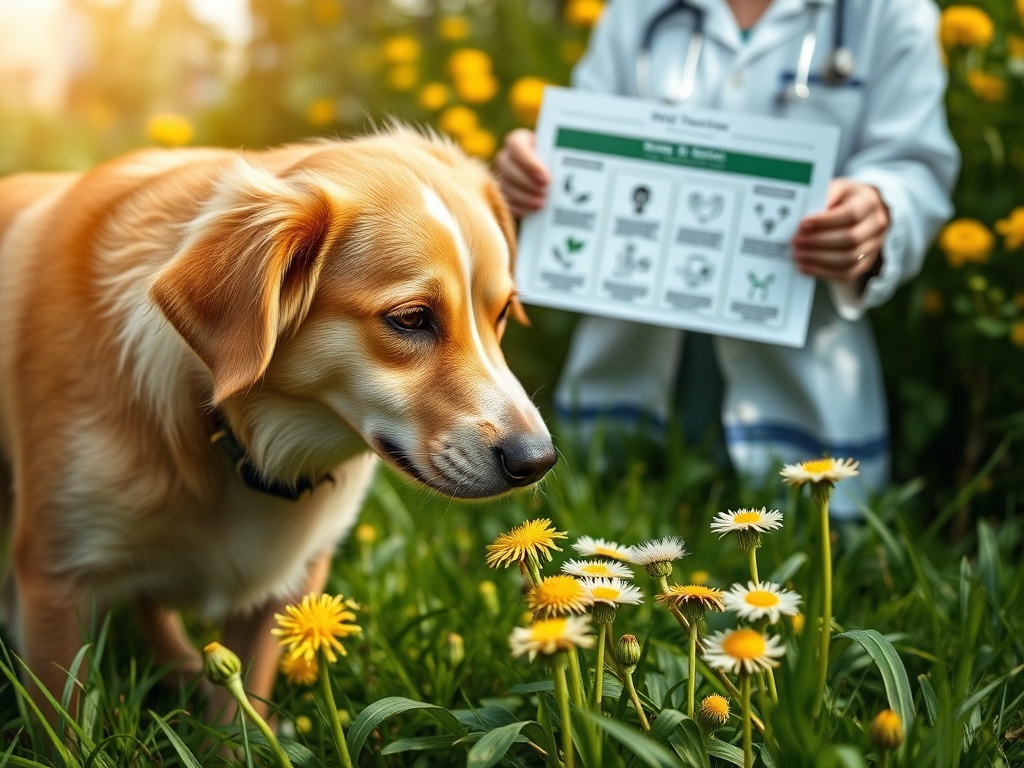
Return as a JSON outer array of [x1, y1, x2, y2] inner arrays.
[[379, 735, 457, 755], [833, 630, 915, 735], [467, 721, 536, 768], [918, 674, 939, 726], [578, 711, 684, 768], [148, 712, 202, 768], [650, 709, 710, 768], [348, 696, 467, 760], [706, 737, 745, 766]]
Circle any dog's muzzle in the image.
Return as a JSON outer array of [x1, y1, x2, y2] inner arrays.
[[494, 435, 557, 488]]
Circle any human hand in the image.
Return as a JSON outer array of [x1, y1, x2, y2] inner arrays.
[[494, 128, 550, 218], [791, 179, 890, 282]]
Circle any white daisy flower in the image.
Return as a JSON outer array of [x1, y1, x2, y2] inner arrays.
[[580, 577, 644, 606], [628, 536, 687, 566], [561, 558, 635, 580], [508, 615, 595, 661], [710, 507, 784, 537], [780, 457, 860, 487], [571, 535, 634, 562], [723, 581, 802, 624], [703, 627, 786, 676]]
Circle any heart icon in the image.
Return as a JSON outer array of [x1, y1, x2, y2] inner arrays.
[[688, 192, 724, 224]]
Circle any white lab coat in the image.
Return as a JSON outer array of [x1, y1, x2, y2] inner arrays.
[[553, 0, 960, 516]]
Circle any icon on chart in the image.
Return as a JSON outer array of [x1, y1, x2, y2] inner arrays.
[[747, 271, 776, 300], [631, 185, 652, 215], [552, 235, 586, 269], [677, 254, 714, 287], [562, 175, 592, 205], [613, 242, 652, 277], [753, 203, 790, 235], [688, 192, 724, 224]]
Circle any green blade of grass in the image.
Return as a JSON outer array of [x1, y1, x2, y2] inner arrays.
[[347, 695, 467, 760], [833, 629, 915, 735], [148, 710, 202, 768], [465, 720, 537, 768], [579, 710, 685, 768]]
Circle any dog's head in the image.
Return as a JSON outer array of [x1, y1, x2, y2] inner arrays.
[[149, 129, 554, 499]]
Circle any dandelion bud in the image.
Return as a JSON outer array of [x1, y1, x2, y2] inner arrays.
[[697, 694, 731, 731], [869, 709, 904, 752], [615, 633, 642, 669], [355, 523, 377, 545], [446, 632, 465, 667], [295, 715, 313, 735], [791, 612, 805, 634], [643, 560, 673, 578], [591, 601, 617, 625], [478, 580, 500, 618], [203, 642, 242, 687]]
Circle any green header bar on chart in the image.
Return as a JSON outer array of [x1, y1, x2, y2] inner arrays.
[[555, 128, 813, 184]]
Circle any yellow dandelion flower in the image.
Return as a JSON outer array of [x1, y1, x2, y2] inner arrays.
[[703, 627, 785, 675], [438, 105, 479, 138], [564, 0, 606, 27], [1011, 320, 1024, 348], [295, 714, 314, 734], [306, 97, 335, 128], [388, 64, 419, 92], [996, 207, 1024, 251], [418, 81, 451, 112], [509, 615, 594, 661], [272, 593, 361, 663], [939, 6, 994, 49], [279, 652, 320, 686], [438, 15, 471, 41], [509, 76, 548, 127], [967, 70, 1005, 102], [447, 48, 492, 79], [723, 580, 802, 624], [697, 694, 731, 729], [561, 558, 634, 579], [791, 612, 806, 634], [459, 127, 497, 158], [527, 574, 593, 617], [146, 112, 193, 147], [572, 535, 633, 562], [355, 522, 377, 545], [869, 709, 905, 751], [780, 457, 859, 487], [938, 218, 994, 268], [658, 583, 725, 615], [383, 35, 421, 64], [485, 518, 567, 569], [454, 72, 499, 104]]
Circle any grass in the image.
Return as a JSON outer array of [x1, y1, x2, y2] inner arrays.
[[1, 433, 1023, 766]]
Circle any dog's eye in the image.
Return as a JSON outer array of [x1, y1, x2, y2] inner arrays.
[[388, 307, 433, 332]]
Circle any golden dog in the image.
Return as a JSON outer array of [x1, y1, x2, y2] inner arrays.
[[0, 128, 555, 717]]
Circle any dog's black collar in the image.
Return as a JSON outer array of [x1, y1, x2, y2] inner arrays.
[[209, 412, 330, 502]]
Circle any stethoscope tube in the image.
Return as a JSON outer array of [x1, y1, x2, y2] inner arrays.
[[636, 0, 851, 104]]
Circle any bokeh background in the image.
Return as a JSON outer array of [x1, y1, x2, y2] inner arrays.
[[1, 0, 1021, 528]]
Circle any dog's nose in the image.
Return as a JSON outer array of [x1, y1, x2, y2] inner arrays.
[[495, 436, 557, 487]]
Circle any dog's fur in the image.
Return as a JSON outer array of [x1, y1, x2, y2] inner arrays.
[[0, 128, 554, 716]]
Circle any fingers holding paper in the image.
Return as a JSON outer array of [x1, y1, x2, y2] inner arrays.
[[791, 179, 890, 282], [495, 128, 550, 218]]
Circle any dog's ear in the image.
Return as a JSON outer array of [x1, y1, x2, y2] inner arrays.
[[483, 178, 530, 326], [150, 160, 339, 403]]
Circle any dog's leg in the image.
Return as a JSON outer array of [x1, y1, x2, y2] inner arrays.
[[135, 598, 204, 689], [213, 549, 334, 721]]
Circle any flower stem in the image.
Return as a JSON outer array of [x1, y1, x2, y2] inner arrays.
[[741, 672, 753, 768], [319, 652, 354, 768], [622, 668, 651, 732], [814, 489, 833, 718], [687, 623, 698, 719], [747, 547, 760, 583], [594, 622, 607, 709], [566, 648, 587, 710], [228, 678, 294, 768], [553, 656, 575, 768]]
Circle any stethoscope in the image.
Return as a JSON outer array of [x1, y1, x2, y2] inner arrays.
[[636, 0, 855, 104]]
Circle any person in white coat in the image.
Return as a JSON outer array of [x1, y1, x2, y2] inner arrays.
[[496, 0, 960, 517]]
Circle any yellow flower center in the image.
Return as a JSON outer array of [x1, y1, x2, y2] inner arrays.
[[703, 694, 730, 717], [594, 545, 625, 559], [722, 628, 766, 660], [801, 459, 834, 473], [531, 618, 568, 642], [592, 586, 619, 601], [676, 585, 718, 599], [745, 590, 780, 608], [535, 576, 584, 603], [581, 564, 611, 576], [733, 512, 762, 524]]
